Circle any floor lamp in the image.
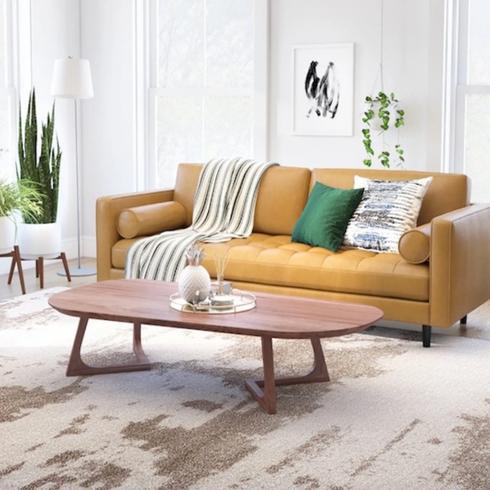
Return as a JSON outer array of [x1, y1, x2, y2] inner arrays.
[[51, 57, 95, 277]]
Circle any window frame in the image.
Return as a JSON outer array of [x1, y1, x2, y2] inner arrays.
[[136, 0, 269, 190], [442, 0, 490, 176]]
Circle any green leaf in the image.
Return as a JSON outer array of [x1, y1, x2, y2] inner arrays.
[[17, 88, 61, 223]]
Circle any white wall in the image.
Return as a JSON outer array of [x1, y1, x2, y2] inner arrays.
[[75, 0, 445, 253], [269, 0, 444, 171], [80, 0, 137, 246]]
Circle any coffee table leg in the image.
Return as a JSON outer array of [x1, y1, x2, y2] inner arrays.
[[133, 322, 150, 363], [245, 336, 277, 414], [245, 337, 330, 414], [66, 317, 152, 376]]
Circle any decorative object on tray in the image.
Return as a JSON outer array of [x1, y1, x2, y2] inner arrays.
[[169, 290, 256, 314], [177, 244, 211, 304], [214, 250, 230, 296], [292, 43, 354, 136], [211, 280, 232, 296]]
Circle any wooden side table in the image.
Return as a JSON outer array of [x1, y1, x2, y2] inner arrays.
[[1, 245, 26, 295]]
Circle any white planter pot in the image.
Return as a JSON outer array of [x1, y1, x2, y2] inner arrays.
[[178, 265, 211, 304], [0, 216, 16, 254], [18, 222, 62, 258]]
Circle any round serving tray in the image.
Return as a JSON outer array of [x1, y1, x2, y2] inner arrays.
[[169, 291, 256, 314]]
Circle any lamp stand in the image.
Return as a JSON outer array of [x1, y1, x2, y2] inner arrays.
[[58, 98, 96, 278]]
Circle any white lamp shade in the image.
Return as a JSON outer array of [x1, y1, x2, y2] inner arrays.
[[51, 58, 94, 99]]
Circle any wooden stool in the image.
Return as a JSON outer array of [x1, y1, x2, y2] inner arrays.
[[2, 245, 26, 294], [35, 253, 71, 289]]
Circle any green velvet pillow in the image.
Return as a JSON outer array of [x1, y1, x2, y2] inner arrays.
[[292, 182, 364, 252]]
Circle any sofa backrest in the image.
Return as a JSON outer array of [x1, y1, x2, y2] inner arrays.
[[173, 163, 469, 232], [173, 163, 311, 235], [311, 168, 469, 225]]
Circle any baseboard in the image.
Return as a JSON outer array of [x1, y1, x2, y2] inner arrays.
[[82, 235, 97, 258], [56, 236, 97, 259]]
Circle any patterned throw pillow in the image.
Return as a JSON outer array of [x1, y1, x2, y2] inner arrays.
[[343, 176, 433, 253]]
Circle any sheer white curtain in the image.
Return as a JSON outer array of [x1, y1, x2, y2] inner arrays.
[[147, 0, 261, 188]]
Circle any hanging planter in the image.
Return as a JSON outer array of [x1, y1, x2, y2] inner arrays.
[[362, 91, 405, 168], [361, 0, 406, 169]]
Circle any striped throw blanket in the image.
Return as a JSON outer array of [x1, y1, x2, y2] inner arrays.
[[125, 158, 277, 281]]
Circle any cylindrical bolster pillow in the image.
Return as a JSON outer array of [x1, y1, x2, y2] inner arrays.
[[398, 223, 431, 264], [117, 201, 186, 239]]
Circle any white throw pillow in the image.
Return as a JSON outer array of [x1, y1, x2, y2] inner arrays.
[[343, 176, 433, 253]]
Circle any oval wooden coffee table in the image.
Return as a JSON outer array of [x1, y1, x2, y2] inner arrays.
[[49, 279, 383, 414]]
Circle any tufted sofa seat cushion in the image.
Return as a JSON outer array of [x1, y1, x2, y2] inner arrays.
[[201, 234, 429, 301], [111, 233, 429, 301]]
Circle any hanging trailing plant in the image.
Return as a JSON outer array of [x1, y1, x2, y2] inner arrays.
[[362, 91, 405, 168]]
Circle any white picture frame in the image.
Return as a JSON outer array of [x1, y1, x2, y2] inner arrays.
[[292, 43, 354, 136]]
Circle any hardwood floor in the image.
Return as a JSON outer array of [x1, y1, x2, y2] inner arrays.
[[0, 257, 97, 300]]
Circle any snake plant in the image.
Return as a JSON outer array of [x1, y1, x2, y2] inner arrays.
[[17, 89, 62, 224]]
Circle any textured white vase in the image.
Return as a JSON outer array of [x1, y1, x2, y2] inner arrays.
[[18, 222, 62, 258], [178, 265, 211, 304], [0, 216, 16, 254]]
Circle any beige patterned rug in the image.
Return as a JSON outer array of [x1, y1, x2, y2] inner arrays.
[[0, 288, 489, 490]]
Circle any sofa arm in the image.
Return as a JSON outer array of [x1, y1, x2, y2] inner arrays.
[[398, 223, 431, 264], [96, 189, 174, 281], [430, 204, 490, 327]]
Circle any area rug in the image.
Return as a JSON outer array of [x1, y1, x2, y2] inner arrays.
[[0, 289, 489, 490]]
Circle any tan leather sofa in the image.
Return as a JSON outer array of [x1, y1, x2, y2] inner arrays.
[[96, 163, 490, 347]]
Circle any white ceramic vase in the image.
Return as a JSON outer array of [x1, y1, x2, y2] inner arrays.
[[0, 216, 16, 254], [178, 265, 211, 304], [18, 222, 62, 258]]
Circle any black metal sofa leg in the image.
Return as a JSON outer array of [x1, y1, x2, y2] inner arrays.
[[422, 325, 431, 348], [460, 315, 467, 326]]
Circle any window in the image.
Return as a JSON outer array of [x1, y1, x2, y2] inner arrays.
[[146, 0, 267, 188], [448, 0, 490, 202]]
